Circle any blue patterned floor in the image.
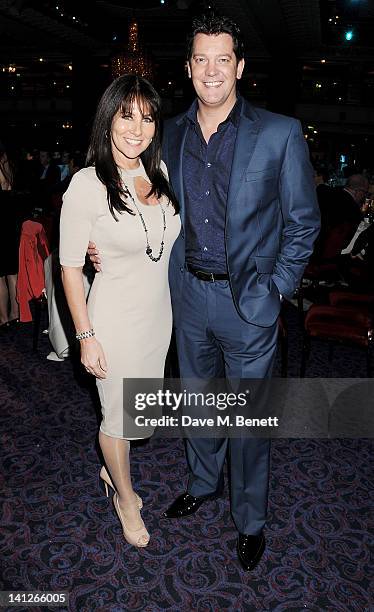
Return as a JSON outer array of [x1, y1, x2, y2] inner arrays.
[[1, 304, 373, 611]]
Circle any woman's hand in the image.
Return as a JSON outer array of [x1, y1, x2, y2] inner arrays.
[[80, 337, 108, 379]]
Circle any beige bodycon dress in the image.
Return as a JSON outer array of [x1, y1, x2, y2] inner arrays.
[[59, 160, 180, 439]]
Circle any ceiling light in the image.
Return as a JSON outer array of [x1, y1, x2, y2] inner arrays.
[[111, 19, 153, 80]]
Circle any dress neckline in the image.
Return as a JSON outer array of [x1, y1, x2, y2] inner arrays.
[[118, 159, 146, 178], [119, 160, 162, 209]]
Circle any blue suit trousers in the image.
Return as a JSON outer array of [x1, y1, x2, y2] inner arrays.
[[175, 270, 279, 535]]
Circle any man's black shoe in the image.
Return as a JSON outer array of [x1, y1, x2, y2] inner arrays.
[[162, 492, 219, 518], [237, 532, 265, 571]]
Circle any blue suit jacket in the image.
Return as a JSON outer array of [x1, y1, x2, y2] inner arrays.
[[162, 99, 320, 328]]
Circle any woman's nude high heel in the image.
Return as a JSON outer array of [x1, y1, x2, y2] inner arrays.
[[99, 466, 143, 509], [113, 493, 150, 548]]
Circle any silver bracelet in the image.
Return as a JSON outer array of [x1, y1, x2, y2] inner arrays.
[[76, 329, 95, 340]]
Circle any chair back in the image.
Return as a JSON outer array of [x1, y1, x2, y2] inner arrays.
[[319, 222, 358, 260]]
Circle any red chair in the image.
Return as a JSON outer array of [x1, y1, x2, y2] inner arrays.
[[329, 291, 374, 309], [297, 221, 359, 324], [300, 292, 373, 377]]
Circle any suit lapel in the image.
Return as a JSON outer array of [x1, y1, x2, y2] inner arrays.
[[227, 106, 261, 209]]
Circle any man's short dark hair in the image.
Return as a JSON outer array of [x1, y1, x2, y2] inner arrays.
[[186, 13, 245, 62]]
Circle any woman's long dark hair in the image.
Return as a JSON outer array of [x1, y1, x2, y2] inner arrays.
[[86, 74, 178, 219]]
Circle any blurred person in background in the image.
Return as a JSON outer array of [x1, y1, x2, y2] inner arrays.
[[339, 222, 374, 291], [332, 174, 369, 227], [0, 142, 22, 328], [38, 150, 61, 210], [59, 151, 71, 183], [59, 152, 85, 194]]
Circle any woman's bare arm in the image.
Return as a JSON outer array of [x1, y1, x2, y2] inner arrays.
[[61, 266, 107, 378]]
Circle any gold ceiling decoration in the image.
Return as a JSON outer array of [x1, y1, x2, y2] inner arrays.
[[111, 19, 153, 80]]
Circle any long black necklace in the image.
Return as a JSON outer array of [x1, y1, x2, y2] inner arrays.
[[124, 186, 166, 263]]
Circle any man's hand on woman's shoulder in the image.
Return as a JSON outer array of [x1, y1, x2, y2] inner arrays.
[[87, 241, 102, 272]]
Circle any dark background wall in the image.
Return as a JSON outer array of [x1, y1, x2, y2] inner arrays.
[[0, 0, 373, 169]]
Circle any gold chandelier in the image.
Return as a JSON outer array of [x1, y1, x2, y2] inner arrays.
[[111, 19, 153, 80]]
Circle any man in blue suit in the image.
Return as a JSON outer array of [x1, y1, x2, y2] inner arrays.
[[161, 13, 320, 571]]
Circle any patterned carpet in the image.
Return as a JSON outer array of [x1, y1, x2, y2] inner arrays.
[[0, 303, 373, 612]]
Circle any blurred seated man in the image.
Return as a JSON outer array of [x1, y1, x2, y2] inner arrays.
[[59, 152, 85, 193], [313, 174, 370, 257], [338, 222, 374, 291], [58, 151, 71, 182], [309, 174, 370, 265], [330, 174, 369, 228]]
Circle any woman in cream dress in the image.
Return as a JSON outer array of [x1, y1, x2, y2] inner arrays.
[[60, 75, 180, 547]]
